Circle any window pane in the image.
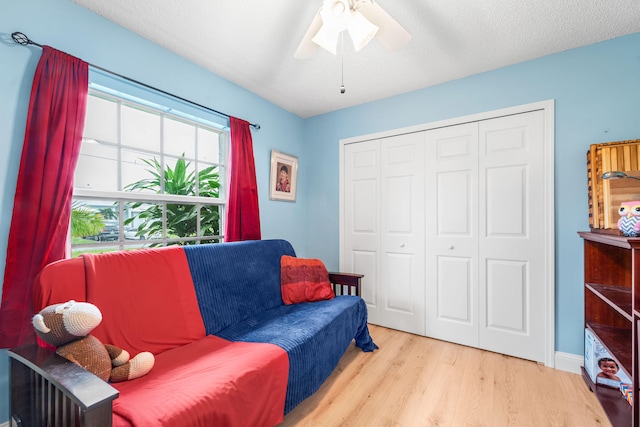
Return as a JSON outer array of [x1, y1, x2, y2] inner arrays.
[[71, 199, 106, 241], [198, 163, 220, 198], [198, 127, 220, 163], [74, 140, 118, 191], [164, 156, 196, 196], [200, 205, 221, 236], [167, 203, 197, 238], [84, 95, 117, 144], [121, 104, 160, 152], [122, 149, 158, 193], [71, 199, 120, 241], [125, 201, 163, 240], [165, 117, 196, 158]]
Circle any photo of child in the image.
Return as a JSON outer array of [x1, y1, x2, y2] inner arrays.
[[269, 150, 298, 202], [275, 163, 291, 193], [596, 357, 621, 382]]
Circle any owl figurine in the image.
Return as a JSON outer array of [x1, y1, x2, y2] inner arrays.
[[617, 201, 640, 237]]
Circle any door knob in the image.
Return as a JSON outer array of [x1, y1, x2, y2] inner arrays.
[[448, 245, 455, 250], [400, 243, 405, 247]]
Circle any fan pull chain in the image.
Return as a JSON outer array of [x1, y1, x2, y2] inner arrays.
[[340, 32, 346, 94]]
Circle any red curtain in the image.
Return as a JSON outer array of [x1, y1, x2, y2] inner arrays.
[[225, 117, 261, 241], [0, 47, 88, 348]]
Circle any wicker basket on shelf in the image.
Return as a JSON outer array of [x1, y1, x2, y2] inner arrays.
[[587, 139, 640, 231]]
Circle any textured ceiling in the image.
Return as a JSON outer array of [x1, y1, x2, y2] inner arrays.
[[72, 0, 640, 118]]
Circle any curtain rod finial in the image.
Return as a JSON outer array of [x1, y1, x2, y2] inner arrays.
[[251, 123, 261, 130], [11, 32, 31, 46]]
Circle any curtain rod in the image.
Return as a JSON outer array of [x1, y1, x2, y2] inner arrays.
[[11, 32, 261, 130]]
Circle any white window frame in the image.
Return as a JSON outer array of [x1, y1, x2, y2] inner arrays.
[[71, 87, 228, 254]]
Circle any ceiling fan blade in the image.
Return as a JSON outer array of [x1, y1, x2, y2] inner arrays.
[[359, 1, 412, 51], [294, 11, 323, 59]]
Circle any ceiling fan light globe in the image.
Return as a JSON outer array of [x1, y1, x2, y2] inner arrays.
[[297, 0, 411, 59], [358, 0, 412, 51], [348, 11, 378, 51], [320, 0, 352, 32], [312, 25, 340, 55], [332, 2, 346, 17]]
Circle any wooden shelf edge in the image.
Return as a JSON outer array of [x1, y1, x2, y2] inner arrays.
[[585, 283, 633, 321], [579, 230, 640, 249]]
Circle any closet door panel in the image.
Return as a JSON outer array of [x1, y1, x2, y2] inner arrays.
[[486, 259, 527, 331], [344, 140, 380, 322], [438, 170, 473, 235], [351, 249, 377, 308], [437, 256, 473, 323], [380, 133, 426, 335], [385, 253, 415, 312], [478, 110, 546, 363], [425, 123, 479, 347], [486, 165, 527, 235], [353, 180, 377, 233]]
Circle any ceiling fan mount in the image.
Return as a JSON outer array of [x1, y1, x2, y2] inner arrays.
[[295, 0, 412, 59]]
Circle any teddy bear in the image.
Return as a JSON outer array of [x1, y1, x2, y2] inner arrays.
[[33, 300, 154, 383]]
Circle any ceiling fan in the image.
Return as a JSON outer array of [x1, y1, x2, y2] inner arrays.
[[294, 0, 412, 59]]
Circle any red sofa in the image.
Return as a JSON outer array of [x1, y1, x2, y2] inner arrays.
[[9, 240, 376, 427]]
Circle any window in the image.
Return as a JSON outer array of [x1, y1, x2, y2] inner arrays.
[[71, 88, 227, 257]]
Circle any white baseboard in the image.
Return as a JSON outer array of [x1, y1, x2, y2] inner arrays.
[[554, 351, 583, 374], [0, 420, 9, 427]]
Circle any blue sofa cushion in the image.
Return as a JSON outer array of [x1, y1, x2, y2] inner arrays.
[[185, 240, 296, 334], [216, 295, 378, 413]]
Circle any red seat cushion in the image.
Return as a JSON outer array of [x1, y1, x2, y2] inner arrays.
[[111, 335, 289, 427], [280, 255, 335, 304]]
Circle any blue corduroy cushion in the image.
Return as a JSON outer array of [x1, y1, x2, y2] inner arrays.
[[184, 239, 296, 335], [217, 295, 378, 414], [184, 239, 379, 415]]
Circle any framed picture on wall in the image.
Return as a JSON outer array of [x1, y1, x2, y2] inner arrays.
[[269, 150, 298, 202]]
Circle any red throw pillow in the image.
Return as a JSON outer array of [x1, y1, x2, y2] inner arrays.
[[280, 255, 335, 305]]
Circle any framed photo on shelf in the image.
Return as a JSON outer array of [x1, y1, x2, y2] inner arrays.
[[269, 150, 298, 202]]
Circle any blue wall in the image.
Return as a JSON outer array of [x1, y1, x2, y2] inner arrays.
[[1, 0, 640, 423]]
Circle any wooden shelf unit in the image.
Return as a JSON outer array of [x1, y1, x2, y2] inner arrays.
[[579, 231, 639, 426]]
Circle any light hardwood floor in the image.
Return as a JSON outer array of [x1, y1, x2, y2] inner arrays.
[[280, 325, 611, 427]]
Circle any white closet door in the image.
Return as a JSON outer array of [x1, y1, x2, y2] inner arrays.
[[424, 111, 546, 363], [343, 133, 426, 334], [343, 140, 380, 324], [379, 133, 426, 335], [478, 110, 546, 363], [342, 102, 552, 364], [425, 123, 480, 347]]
